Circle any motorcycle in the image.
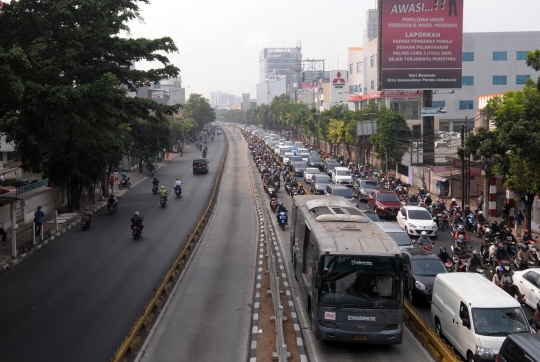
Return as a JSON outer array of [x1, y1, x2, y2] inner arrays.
[[81, 215, 91, 231], [118, 178, 131, 190], [107, 202, 117, 215], [160, 195, 167, 207], [202, 151, 207, 158], [278, 211, 288, 231], [287, 183, 298, 197], [175, 185, 182, 197], [152, 184, 158, 194], [270, 197, 278, 213], [267, 183, 277, 196], [420, 245, 433, 252], [465, 214, 477, 232], [132, 225, 142, 240]]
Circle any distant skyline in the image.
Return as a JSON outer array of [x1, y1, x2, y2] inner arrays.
[[128, 0, 540, 100]]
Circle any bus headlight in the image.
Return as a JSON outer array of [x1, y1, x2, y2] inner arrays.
[[320, 321, 339, 329]]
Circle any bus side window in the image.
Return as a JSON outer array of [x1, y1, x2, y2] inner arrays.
[[302, 224, 311, 274], [291, 203, 297, 249]]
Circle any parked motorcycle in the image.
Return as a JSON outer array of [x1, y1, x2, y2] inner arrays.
[[278, 211, 288, 231]]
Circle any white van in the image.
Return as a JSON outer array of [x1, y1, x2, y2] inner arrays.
[[431, 274, 531, 362]]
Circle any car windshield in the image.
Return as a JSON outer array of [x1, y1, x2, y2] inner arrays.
[[408, 210, 432, 220], [319, 255, 403, 308], [294, 163, 307, 169], [327, 164, 339, 170], [310, 157, 322, 163], [388, 233, 412, 246], [411, 259, 447, 275], [362, 212, 380, 222], [472, 308, 529, 336], [361, 181, 379, 189], [307, 168, 320, 174], [332, 189, 353, 197], [326, 159, 338, 163], [336, 170, 350, 176], [377, 193, 400, 202], [291, 156, 303, 161], [315, 176, 331, 183]]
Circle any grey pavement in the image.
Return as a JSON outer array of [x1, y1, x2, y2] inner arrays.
[[0, 138, 224, 361], [136, 127, 257, 362]]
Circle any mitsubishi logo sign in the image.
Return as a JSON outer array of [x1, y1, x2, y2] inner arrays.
[[333, 71, 345, 84], [331, 70, 347, 89]]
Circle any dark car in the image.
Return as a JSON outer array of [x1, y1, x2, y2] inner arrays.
[[324, 162, 340, 176], [367, 190, 402, 218], [292, 162, 308, 177], [193, 159, 209, 174], [361, 209, 381, 222], [324, 184, 357, 207], [402, 248, 447, 304], [498, 333, 540, 362], [287, 155, 303, 167], [353, 179, 380, 201], [307, 156, 324, 171], [310, 174, 331, 195]]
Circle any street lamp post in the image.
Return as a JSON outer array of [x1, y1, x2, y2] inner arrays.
[[481, 158, 492, 221]]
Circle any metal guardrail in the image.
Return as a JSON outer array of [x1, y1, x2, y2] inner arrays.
[[110, 134, 229, 362], [404, 300, 461, 362]]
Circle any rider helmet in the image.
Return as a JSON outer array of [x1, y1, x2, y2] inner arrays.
[[472, 250, 480, 258], [176, 177, 179, 180], [277, 201, 283, 206], [421, 231, 427, 236], [452, 198, 456, 202], [505, 227, 511, 233], [459, 225, 465, 231], [465, 205, 470, 209], [161, 186, 165, 189], [134, 211, 139, 216], [525, 229, 530, 233], [478, 211, 483, 215], [496, 266, 504, 274], [491, 220, 498, 227], [505, 276, 513, 284], [440, 246, 447, 254], [456, 238, 464, 245], [456, 205, 461, 209]]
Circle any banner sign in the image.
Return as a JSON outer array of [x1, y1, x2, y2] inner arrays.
[[421, 106, 447, 115], [381, 0, 463, 89]]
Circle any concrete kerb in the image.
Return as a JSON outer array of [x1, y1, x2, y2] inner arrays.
[[0, 153, 180, 273]]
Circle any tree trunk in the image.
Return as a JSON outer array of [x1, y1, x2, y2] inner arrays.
[[523, 195, 535, 231]]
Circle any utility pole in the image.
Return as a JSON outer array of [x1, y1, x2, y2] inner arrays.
[[460, 124, 465, 207], [422, 90, 435, 165]]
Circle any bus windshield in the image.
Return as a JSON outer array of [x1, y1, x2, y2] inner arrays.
[[319, 255, 403, 309]]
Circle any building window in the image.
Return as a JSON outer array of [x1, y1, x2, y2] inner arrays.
[[432, 101, 446, 108], [516, 75, 530, 84], [462, 52, 474, 61], [493, 75, 507, 85], [459, 100, 474, 110], [462, 76, 474, 86], [493, 51, 507, 61], [358, 84, 362, 92], [370, 56, 375, 68], [349, 65, 353, 74], [371, 80, 374, 89], [517, 51, 528, 60], [356, 63, 363, 72]]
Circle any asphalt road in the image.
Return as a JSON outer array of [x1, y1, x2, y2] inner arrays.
[[0, 136, 225, 361], [135, 126, 258, 362], [252, 142, 435, 362]]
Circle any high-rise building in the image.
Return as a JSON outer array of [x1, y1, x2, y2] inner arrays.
[[257, 46, 302, 104], [241, 93, 251, 110]]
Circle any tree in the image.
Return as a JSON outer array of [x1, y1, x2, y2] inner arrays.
[[184, 94, 215, 133], [0, 0, 180, 210], [370, 107, 412, 172]]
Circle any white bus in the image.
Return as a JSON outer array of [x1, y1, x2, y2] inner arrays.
[[290, 196, 404, 344]]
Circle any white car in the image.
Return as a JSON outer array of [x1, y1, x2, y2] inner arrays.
[[299, 151, 310, 162], [397, 206, 438, 238], [303, 167, 321, 183], [282, 152, 294, 165], [513, 268, 540, 309], [331, 167, 352, 186]]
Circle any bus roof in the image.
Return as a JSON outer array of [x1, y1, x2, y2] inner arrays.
[[294, 195, 402, 257]]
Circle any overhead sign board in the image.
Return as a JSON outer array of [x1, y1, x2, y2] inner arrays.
[[17, 178, 49, 195], [357, 120, 378, 136], [381, 0, 464, 89], [421, 107, 447, 115]]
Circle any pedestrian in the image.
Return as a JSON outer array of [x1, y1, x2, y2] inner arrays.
[[0, 173, 5, 185], [113, 170, 119, 184], [477, 191, 484, 211], [514, 210, 524, 237], [34, 206, 44, 239], [502, 202, 511, 225], [109, 175, 115, 192]]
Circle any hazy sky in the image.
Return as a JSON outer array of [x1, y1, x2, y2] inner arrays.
[[128, 0, 540, 99]]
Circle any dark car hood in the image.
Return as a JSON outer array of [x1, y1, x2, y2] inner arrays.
[[315, 183, 329, 190], [412, 274, 437, 290]]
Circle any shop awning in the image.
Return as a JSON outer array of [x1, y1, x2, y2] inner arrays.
[[433, 170, 460, 182]]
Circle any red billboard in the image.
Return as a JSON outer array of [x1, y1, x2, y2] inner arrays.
[[381, 0, 463, 90]]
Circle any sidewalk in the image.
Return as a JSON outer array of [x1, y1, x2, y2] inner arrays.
[[0, 151, 182, 271]]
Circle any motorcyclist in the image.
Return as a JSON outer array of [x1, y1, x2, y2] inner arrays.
[[453, 236, 469, 258], [297, 184, 305, 195], [424, 194, 433, 207], [476, 210, 487, 236], [158, 185, 168, 202], [438, 247, 453, 263], [501, 276, 526, 304], [269, 189, 278, 199], [523, 229, 534, 243], [409, 193, 419, 205], [463, 205, 472, 217], [152, 176, 159, 190], [492, 242, 512, 270], [454, 224, 470, 243], [130, 211, 144, 233], [490, 220, 501, 234], [492, 266, 505, 285], [82, 206, 93, 225], [174, 177, 183, 194], [501, 227, 517, 255], [452, 205, 462, 219], [448, 197, 459, 211], [516, 242, 535, 270], [417, 231, 433, 249], [107, 194, 118, 211], [467, 250, 484, 272], [276, 202, 288, 224], [121, 175, 130, 187], [453, 254, 466, 272]]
